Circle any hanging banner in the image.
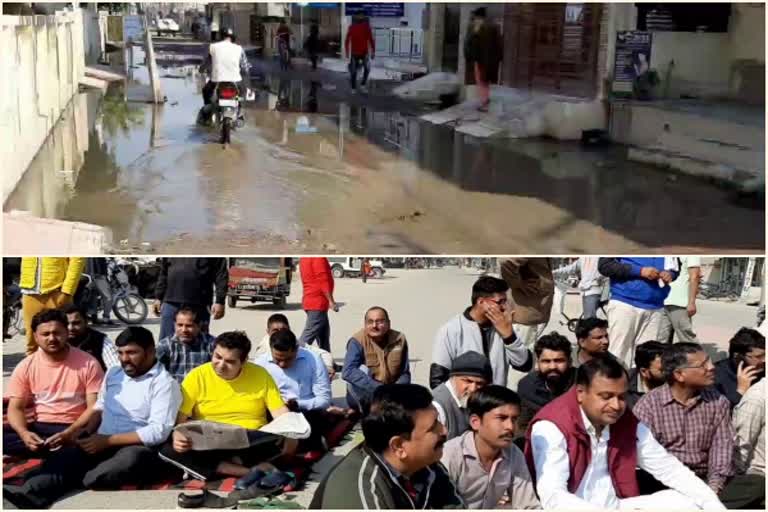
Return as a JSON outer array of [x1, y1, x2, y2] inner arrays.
[[612, 30, 652, 96], [345, 3, 404, 17]]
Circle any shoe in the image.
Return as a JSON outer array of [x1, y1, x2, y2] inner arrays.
[[235, 468, 266, 490], [359, 85, 368, 94], [350, 88, 357, 95], [3, 485, 39, 509]]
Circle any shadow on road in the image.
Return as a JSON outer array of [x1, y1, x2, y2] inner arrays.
[[238, 302, 304, 312], [3, 351, 25, 377]]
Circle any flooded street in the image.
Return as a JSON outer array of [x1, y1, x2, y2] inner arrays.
[[4, 42, 764, 254]]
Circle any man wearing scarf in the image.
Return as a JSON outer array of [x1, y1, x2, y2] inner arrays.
[[342, 307, 410, 414]]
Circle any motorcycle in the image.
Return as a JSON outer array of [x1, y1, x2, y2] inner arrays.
[[3, 282, 24, 339], [197, 82, 249, 147], [76, 262, 148, 325]]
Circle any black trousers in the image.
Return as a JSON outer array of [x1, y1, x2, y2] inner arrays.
[[158, 431, 283, 481], [3, 444, 162, 509], [3, 422, 69, 457], [720, 473, 765, 509]]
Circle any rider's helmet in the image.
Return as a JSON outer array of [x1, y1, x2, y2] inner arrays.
[[221, 27, 235, 42]]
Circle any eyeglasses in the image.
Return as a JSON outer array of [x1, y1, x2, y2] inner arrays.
[[485, 298, 508, 307], [679, 358, 712, 371]]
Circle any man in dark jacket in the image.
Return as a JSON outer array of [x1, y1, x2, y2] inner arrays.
[[310, 384, 464, 509], [713, 327, 765, 407], [464, 8, 502, 112], [626, 340, 666, 410], [153, 258, 228, 341], [62, 303, 119, 372], [517, 332, 576, 439], [432, 351, 491, 440], [598, 258, 679, 368]]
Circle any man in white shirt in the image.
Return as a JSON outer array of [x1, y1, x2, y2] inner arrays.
[[658, 256, 701, 343], [553, 257, 606, 319], [524, 354, 725, 510], [200, 27, 250, 108]]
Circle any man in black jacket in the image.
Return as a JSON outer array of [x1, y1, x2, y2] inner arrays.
[[714, 327, 764, 407], [153, 258, 228, 341], [517, 332, 576, 439], [310, 384, 464, 509], [62, 303, 119, 372]]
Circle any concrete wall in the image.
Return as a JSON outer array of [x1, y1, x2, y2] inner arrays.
[[602, 3, 764, 101], [650, 32, 732, 98], [728, 4, 765, 63], [423, 3, 445, 71], [0, 8, 87, 203]]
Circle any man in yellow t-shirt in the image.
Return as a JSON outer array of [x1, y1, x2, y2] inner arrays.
[[159, 331, 294, 480]]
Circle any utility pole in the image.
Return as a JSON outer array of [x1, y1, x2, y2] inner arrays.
[[143, 15, 163, 103]]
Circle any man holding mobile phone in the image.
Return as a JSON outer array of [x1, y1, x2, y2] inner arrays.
[[714, 327, 765, 407]]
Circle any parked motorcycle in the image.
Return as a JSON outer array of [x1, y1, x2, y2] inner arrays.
[[3, 282, 24, 339], [76, 262, 148, 325]]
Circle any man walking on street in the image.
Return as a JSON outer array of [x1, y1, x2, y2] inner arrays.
[[553, 257, 605, 319], [658, 257, 701, 343], [20, 257, 85, 355], [153, 258, 228, 341], [345, 14, 374, 93], [598, 257, 679, 368], [85, 258, 115, 325], [464, 8, 502, 112], [299, 258, 338, 353]]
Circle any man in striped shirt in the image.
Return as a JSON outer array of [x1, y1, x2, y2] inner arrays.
[[633, 343, 734, 495]]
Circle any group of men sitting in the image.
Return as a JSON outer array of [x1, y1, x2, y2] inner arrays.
[[3, 273, 766, 510]]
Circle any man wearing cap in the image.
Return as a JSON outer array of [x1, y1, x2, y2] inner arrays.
[[432, 352, 491, 440]]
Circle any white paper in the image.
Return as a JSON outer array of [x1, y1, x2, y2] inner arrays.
[[175, 420, 250, 451], [259, 412, 311, 440]]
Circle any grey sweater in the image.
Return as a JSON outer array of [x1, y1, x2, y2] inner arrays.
[[432, 313, 531, 387]]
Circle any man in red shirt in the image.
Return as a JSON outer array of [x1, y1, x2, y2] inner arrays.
[[344, 15, 375, 93], [299, 258, 338, 352]]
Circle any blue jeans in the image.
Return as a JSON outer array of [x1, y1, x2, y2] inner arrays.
[[349, 55, 370, 90], [582, 294, 601, 319], [159, 302, 211, 341], [299, 310, 330, 352]]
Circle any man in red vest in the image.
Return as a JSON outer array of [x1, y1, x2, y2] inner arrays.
[[523, 354, 725, 509], [298, 258, 338, 353]]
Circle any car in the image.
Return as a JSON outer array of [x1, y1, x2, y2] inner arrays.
[[328, 257, 385, 279], [157, 18, 180, 36]]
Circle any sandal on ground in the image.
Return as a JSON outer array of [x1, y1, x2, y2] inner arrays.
[[177, 489, 238, 509]]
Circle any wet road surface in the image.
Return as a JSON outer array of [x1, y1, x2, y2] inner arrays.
[[4, 42, 764, 253]]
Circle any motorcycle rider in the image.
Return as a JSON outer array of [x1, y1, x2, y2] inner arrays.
[[199, 27, 250, 119]]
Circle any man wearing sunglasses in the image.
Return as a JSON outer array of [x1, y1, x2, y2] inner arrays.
[[633, 343, 734, 497]]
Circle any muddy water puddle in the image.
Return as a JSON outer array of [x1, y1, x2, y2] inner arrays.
[[4, 45, 763, 253]]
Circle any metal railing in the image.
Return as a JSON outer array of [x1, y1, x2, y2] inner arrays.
[[373, 27, 423, 61]]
